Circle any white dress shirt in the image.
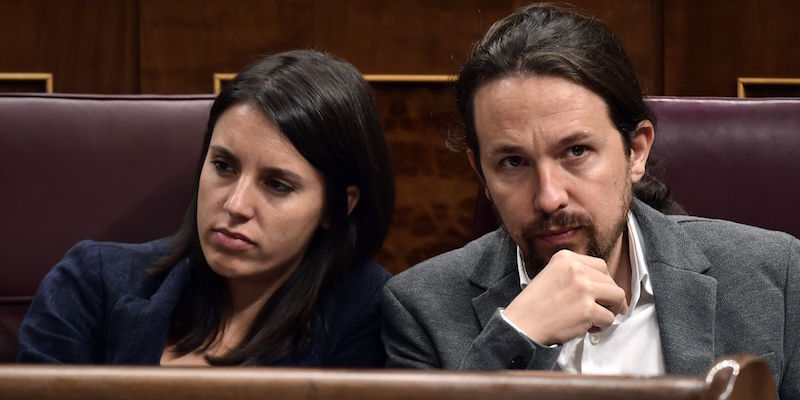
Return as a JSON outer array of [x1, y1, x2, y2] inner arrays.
[[503, 211, 665, 375]]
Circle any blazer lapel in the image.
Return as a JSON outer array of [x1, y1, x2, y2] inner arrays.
[[105, 258, 190, 364], [468, 230, 522, 328], [633, 201, 717, 375]]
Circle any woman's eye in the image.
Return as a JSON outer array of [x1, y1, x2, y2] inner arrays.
[[500, 156, 524, 168], [267, 179, 294, 193], [211, 160, 234, 174]]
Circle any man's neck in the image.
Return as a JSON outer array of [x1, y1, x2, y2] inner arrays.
[[606, 227, 633, 305]]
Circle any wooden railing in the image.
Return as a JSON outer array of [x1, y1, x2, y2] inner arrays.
[[0, 354, 775, 400]]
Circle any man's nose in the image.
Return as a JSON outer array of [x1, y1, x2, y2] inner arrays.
[[533, 164, 568, 214]]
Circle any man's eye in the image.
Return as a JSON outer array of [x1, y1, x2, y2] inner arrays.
[[501, 156, 524, 167], [567, 146, 587, 157]]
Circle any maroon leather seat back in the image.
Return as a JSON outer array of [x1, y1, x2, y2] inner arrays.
[[0, 94, 213, 361], [473, 97, 800, 240], [647, 97, 800, 237]]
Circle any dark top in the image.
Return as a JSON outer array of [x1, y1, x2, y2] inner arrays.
[[17, 239, 390, 366]]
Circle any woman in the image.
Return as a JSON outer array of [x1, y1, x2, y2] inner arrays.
[[17, 50, 395, 366]]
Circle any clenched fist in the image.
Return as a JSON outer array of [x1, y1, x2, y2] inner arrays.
[[503, 249, 629, 345]]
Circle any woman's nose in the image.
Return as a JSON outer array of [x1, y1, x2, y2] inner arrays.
[[223, 179, 255, 221]]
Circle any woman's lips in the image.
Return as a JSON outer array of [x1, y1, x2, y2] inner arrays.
[[212, 229, 255, 250]]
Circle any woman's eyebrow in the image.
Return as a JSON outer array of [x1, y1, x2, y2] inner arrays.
[[210, 144, 304, 184], [260, 167, 303, 184], [209, 145, 238, 161]]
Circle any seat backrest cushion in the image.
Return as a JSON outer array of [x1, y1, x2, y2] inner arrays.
[[647, 97, 800, 238], [0, 94, 213, 361]]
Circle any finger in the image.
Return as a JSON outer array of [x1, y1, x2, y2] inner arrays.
[[551, 249, 608, 269], [587, 304, 617, 331], [548, 250, 612, 279], [592, 282, 629, 315], [571, 252, 611, 274]]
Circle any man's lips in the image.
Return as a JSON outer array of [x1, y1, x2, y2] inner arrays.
[[535, 226, 581, 245], [212, 228, 255, 250]]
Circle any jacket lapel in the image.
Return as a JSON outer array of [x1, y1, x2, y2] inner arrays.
[[633, 201, 717, 375], [105, 257, 190, 364], [468, 230, 522, 328]]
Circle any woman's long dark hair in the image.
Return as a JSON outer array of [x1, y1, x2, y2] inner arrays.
[[151, 50, 395, 365]]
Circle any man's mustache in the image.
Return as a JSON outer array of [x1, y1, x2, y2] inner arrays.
[[521, 211, 594, 237]]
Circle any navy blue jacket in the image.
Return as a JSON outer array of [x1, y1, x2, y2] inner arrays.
[[17, 239, 391, 366]]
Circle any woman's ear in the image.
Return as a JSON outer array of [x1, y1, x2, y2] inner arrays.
[[346, 185, 360, 215], [629, 120, 655, 183], [321, 186, 361, 230]]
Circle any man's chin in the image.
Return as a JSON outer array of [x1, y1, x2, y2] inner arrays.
[[522, 241, 586, 272], [532, 239, 587, 258]]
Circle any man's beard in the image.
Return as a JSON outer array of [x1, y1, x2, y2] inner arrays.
[[518, 189, 632, 277]]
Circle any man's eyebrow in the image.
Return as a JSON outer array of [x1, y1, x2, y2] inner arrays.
[[555, 131, 595, 148], [486, 143, 524, 156], [486, 131, 597, 155]]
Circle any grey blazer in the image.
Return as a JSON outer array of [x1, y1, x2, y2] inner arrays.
[[382, 200, 799, 398]]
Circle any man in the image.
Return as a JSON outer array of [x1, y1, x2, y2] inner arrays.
[[381, 3, 798, 398]]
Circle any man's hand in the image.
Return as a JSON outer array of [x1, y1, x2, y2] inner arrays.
[[503, 249, 629, 345]]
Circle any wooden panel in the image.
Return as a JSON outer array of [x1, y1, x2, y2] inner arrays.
[[0, 354, 778, 400], [370, 79, 479, 273], [0, 0, 138, 93], [6, 0, 800, 97], [737, 77, 800, 98], [306, 1, 513, 74], [138, 0, 517, 93], [665, 0, 800, 96], [0, 73, 53, 93], [558, 0, 665, 95], [139, 0, 661, 95]]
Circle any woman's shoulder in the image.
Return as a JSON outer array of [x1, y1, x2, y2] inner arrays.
[[319, 259, 390, 314], [19, 238, 185, 363], [336, 259, 391, 296], [67, 238, 173, 261], [50, 237, 178, 291]]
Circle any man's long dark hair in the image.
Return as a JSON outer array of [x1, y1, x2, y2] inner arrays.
[[452, 3, 683, 215], [151, 50, 395, 365]]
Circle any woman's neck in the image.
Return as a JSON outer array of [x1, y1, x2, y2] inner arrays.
[[222, 263, 299, 344], [162, 262, 301, 366]]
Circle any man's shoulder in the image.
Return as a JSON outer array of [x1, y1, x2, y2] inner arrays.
[[667, 214, 796, 248], [386, 229, 509, 293], [634, 200, 796, 253], [664, 214, 798, 282]]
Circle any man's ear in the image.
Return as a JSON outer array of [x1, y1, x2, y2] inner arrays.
[[345, 185, 360, 215], [629, 120, 655, 183], [467, 149, 491, 201]]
